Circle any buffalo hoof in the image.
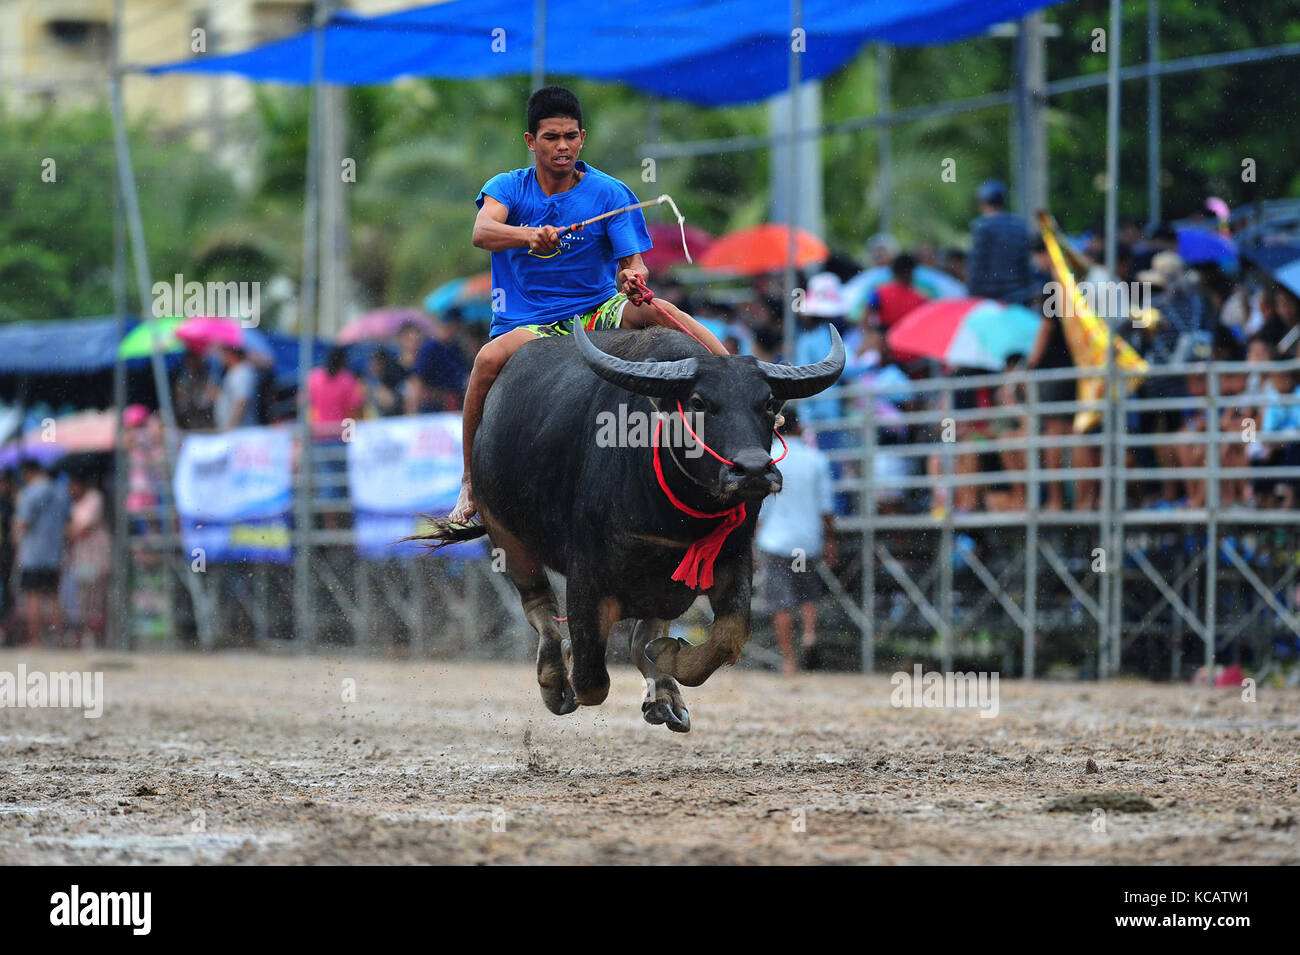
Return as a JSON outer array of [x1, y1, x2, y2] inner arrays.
[[540, 681, 578, 716], [642, 700, 691, 733]]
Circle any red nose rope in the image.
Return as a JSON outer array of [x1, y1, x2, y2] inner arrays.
[[651, 410, 789, 591], [621, 273, 790, 591]]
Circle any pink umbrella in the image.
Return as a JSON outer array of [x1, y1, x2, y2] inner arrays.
[[337, 308, 435, 344], [175, 316, 272, 357], [642, 223, 714, 272]]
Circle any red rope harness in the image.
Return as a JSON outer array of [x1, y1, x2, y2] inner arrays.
[[622, 274, 792, 589], [653, 415, 745, 591]]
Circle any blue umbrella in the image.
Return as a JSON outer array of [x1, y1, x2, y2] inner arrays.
[[1177, 228, 1236, 265], [1242, 245, 1300, 298]]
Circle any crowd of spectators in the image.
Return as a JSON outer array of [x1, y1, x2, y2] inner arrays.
[[7, 180, 1300, 649], [668, 181, 1300, 517]]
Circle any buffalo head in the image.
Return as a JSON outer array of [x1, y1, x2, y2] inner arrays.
[[574, 319, 845, 505]]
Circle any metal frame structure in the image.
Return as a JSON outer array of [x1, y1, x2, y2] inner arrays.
[[821, 357, 1300, 681], [112, 359, 1300, 685]]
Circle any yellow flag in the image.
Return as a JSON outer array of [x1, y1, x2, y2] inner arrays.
[[1038, 214, 1147, 433]]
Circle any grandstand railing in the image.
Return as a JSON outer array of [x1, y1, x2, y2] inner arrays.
[[121, 358, 1300, 679]]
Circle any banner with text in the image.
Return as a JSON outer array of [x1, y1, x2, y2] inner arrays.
[[174, 426, 294, 564], [348, 414, 485, 559]]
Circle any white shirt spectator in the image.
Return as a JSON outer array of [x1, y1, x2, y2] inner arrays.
[[756, 435, 833, 557]]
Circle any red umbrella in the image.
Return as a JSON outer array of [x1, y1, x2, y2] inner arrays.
[[698, 223, 829, 276], [642, 223, 714, 272]]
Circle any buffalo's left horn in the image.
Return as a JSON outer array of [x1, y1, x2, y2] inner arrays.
[[573, 315, 698, 398], [755, 324, 846, 400]]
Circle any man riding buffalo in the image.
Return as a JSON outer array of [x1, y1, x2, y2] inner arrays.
[[448, 85, 729, 525]]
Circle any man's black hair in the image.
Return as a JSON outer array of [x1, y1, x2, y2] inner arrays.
[[893, 252, 917, 280], [527, 86, 583, 136]]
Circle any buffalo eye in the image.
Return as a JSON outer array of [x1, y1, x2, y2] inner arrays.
[[764, 396, 781, 416], [688, 394, 708, 413]]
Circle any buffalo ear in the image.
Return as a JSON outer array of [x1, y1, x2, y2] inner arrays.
[[573, 317, 699, 398], [757, 324, 846, 400]]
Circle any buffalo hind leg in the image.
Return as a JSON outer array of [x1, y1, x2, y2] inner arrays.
[[631, 619, 690, 733], [485, 515, 576, 715]]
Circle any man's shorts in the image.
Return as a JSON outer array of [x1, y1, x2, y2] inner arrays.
[[19, 567, 60, 594], [517, 292, 629, 338], [759, 550, 823, 612]]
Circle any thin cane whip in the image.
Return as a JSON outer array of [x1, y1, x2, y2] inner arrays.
[[565, 194, 694, 263]]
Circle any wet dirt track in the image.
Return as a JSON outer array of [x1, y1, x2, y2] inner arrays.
[[1, 650, 1297, 865]]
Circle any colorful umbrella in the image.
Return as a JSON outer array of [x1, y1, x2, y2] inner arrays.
[[886, 298, 1043, 370], [1177, 228, 1236, 265], [697, 224, 829, 276], [842, 266, 967, 320], [117, 316, 185, 359], [1242, 245, 1300, 298], [0, 409, 116, 468], [642, 223, 714, 272], [174, 316, 273, 358], [338, 307, 435, 344], [423, 273, 495, 323]]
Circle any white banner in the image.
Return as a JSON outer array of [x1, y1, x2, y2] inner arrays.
[[174, 426, 293, 522], [347, 413, 463, 514], [348, 414, 479, 559]]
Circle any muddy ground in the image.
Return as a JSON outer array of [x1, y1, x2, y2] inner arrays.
[[0, 649, 1296, 864]]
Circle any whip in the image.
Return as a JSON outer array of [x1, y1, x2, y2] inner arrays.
[[565, 194, 694, 263]]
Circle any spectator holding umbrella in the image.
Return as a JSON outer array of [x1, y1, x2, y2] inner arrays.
[[214, 345, 260, 431], [365, 349, 406, 418], [170, 346, 217, 432]]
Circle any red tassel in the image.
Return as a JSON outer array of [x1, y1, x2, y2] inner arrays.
[[669, 504, 746, 590]]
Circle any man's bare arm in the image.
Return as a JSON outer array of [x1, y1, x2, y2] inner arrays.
[[473, 195, 561, 254]]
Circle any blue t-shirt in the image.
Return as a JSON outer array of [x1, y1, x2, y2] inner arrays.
[[476, 161, 653, 337]]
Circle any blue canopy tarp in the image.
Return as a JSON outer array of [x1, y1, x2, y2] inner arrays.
[[143, 0, 1063, 105], [0, 316, 328, 384]]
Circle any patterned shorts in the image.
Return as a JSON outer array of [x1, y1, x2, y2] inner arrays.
[[517, 292, 628, 338]]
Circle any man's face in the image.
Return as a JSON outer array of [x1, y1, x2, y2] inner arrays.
[[525, 117, 585, 176]]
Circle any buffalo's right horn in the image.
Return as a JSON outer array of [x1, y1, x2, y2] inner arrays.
[[756, 324, 846, 400], [573, 315, 698, 397]]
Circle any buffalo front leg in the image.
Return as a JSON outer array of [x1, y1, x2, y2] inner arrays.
[[647, 556, 753, 688], [631, 618, 690, 733], [563, 567, 620, 707], [485, 515, 576, 715]]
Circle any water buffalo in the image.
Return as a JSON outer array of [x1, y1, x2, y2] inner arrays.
[[425, 319, 844, 731]]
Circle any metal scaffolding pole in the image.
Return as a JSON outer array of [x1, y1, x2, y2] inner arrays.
[[295, 2, 327, 650], [781, 0, 803, 366], [111, 7, 130, 650], [861, 396, 877, 672], [1146, 0, 1161, 230], [876, 44, 891, 235], [1100, 0, 1121, 678], [1014, 13, 1047, 222], [533, 0, 547, 91], [110, 0, 213, 649]]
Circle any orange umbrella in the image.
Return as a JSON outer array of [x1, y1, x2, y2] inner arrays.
[[698, 224, 829, 276]]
